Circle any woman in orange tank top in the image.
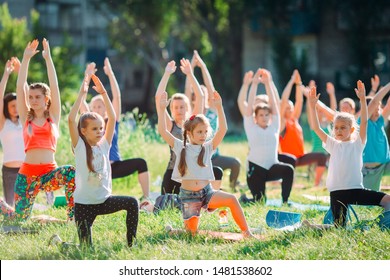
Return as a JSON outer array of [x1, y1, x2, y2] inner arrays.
[[0, 39, 75, 221]]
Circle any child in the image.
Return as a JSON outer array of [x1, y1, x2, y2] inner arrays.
[[279, 70, 328, 186], [360, 81, 390, 191], [68, 73, 138, 247], [307, 81, 390, 227], [0, 39, 75, 221], [156, 59, 223, 194], [80, 59, 152, 206], [242, 68, 294, 204], [0, 57, 24, 206], [156, 81, 254, 237], [186, 51, 241, 191]]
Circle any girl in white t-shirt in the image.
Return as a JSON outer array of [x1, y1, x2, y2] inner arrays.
[[68, 73, 138, 247], [156, 85, 255, 238], [307, 81, 390, 227]]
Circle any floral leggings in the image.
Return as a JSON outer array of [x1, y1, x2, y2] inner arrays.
[[0, 165, 75, 221]]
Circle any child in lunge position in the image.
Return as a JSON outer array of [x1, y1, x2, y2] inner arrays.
[[156, 75, 254, 237], [307, 81, 390, 227], [68, 73, 138, 246]]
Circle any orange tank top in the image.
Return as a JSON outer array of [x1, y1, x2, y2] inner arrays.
[[23, 119, 57, 152], [279, 118, 304, 158]]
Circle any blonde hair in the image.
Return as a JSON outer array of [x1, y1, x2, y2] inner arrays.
[[339, 98, 356, 110], [333, 112, 359, 139], [169, 93, 191, 119], [78, 112, 104, 172], [178, 114, 211, 177]]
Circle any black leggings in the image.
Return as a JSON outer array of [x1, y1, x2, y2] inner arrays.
[[278, 153, 297, 168], [330, 189, 386, 227], [75, 196, 139, 246], [296, 152, 327, 167], [161, 166, 223, 195], [247, 161, 294, 203], [111, 158, 148, 179]]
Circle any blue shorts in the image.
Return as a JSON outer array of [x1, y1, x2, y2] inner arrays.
[[179, 184, 217, 220]]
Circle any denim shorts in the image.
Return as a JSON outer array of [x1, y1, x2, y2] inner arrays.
[[179, 184, 217, 220]]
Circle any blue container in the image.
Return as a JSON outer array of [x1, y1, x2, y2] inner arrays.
[[266, 210, 302, 228]]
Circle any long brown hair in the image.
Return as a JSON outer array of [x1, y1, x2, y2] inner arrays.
[[78, 112, 104, 173], [178, 114, 210, 177]]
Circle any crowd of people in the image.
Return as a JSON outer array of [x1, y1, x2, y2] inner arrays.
[[0, 39, 390, 247]]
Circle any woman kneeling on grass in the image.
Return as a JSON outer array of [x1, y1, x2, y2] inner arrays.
[[306, 81, 390, 227], [156, 69, 255, 238]]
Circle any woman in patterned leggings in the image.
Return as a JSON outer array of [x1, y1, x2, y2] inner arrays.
[[0, 39, 75, 221]]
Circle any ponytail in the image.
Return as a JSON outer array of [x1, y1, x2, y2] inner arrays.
[[197, 145, 205, 167]]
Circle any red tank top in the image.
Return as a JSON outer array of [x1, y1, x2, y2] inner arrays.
[[279, 118, 305, 158], [23, 119, 57, 152]]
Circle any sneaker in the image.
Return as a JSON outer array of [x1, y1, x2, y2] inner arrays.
[[48, 234, 63, 246]]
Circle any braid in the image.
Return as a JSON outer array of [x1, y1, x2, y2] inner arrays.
[[197, 144, 206, 167], [178, 132, 187, 177]]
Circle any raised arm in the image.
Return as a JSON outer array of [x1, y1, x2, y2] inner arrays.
[[368, 74, 380, 97], [326, 82, 337, 111], [17, 40, 40, 125], [156, 60, 176, 131], [180, 58, 204, 115], [68, 76, 90, 148], [245, 68, 261, 117], [0, 59, 14, 128], [156, 90, 175, 148], [193, 51, 215, 100], [91, 74, 115, 144], [280, 69, 299, 119], [307, 87, 328, 143], [382, 97, 390, 120], [104, 57, 121, 121], [260, 69, 279, 117], [355, 80, 367, 144], [293, 70, 303, 119], [210, 91, 227, 150], [367, 82, 390, 118], [237, 70, 253, 117], [42, 38, 60, 125], [79, 62, 96, 114]]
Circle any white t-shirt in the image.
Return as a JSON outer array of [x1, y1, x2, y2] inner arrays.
[[0, 119, 25, 163], [244, 114, 279, 169], [171, 138, 215, 182], [324, 136, 365, 192], [73, 137, 112, 204]]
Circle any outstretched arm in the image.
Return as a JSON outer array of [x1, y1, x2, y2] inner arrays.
[[293, 70, 303, 119], [79, 62, 96, 114], [237, 70, 253, 117], [17, 40, 40, 125], [367, 82, 390, 118], [210, 91, 227, 150], [194, 50, 215, 100], [326, 82, 337, 111], [91, 74, 115, 144], [245, 68, 261, 117], [156, 91, 175, 148], [104, 57, 121, 121], [180, 58, 204, 115], [0, 59, 14, 128], [280, 69, 299, 119], [42, 38, 61, 125], [260, 69, 279, 117], [307, 87, 328, 143], [355, 80, 367, 144], [156, 60, 176, 131], [68, 76, 90, 148], [368, 74, 380, 97]]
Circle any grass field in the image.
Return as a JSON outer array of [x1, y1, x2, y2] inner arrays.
[[0, 114, 389, 260]]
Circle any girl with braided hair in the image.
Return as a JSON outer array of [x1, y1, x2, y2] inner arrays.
[[156, 85, 254, 237]]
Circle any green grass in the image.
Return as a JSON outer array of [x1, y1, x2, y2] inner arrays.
[[0, 112, 389, 260]]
